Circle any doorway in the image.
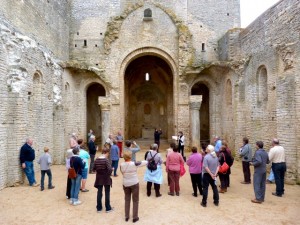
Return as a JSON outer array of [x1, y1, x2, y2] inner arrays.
[[124, 55, 173, 140], [191, 83, 210, 142], [86, 83, 105, 143]]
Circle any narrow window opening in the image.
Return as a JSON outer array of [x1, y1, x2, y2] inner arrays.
[[96, 64, 99, 66], [100, 33, 103, 35], [84, 40, 87, 47], [95, 44, 98, 47], [77, 32, 79, 35], [227, 13, 229, 16], [202, 43, 205, 52], [75, 44, 77, 47], [145, 73, 150, 81]]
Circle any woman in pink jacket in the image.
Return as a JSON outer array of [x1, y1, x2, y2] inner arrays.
[[166, 145, 184, 196], [187, 146, 203, 197]]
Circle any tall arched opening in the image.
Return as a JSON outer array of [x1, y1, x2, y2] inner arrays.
[[86, 83, 105, 143], [191, 83, 210, 143], [124, 55, 173, 140]]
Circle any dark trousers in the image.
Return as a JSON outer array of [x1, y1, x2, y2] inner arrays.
[[97, 185, 112, 211], [147, 182, 161, 196], [89, 154, 95, 173], [66, 176, 72, 199], [179, 145, 184, 157], [123, 183, 139, 220], [219, 173, 229, 189], [169, 170, 180, 194], [202, 173, 219, 205], [40, 169, 52, 189], [190, 173, 202, 195], [242, 161, 251, 183], [111, 160, 119, 176], [253, 171, 266, 201], [272, 162, 286, 195]]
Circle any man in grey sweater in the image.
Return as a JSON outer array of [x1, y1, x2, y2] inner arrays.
[[250, 141, 269, 203], [239, 137, 252, 184], [38, 147, 55, 191]]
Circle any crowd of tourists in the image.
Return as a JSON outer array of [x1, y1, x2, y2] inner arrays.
[[19, 130, 286, 223]]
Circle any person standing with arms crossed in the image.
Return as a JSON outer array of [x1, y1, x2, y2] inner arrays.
[[20, 138, 39, 187]]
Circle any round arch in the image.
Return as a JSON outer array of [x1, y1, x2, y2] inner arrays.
[[119, 47, 178, 140]]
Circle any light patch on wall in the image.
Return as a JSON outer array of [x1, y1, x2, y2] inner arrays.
[[145, 72, 150, 81]]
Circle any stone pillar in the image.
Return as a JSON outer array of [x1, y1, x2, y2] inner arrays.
[[99, 97, 111, 147], [189, 96, 202, 148]]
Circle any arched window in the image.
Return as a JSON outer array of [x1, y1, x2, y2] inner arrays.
[[33, 72, 42, 105], [225, 79, 232, 105], [144, 8, 152, 18], [256, 66, 268, 104]]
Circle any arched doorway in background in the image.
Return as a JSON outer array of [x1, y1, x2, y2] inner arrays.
[[124, 55, 173, 140], [86, 83, 105, 143], [191, 83, 210, 143]]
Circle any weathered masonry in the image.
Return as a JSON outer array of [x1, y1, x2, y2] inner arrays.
[[0, 0, 299, 189]]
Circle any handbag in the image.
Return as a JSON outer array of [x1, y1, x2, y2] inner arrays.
[[180, 162, 186, 177], [68, 158, 77, 179], [218, 153, 229, 174]]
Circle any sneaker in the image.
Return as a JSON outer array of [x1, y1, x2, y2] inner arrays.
[[97, 210, 102, 213], [69, 200, 73, 205], [106, 207, 114, 213], [168, 192, 175, 196], [81, 189, 89, 192], [48, 186, 55, 189], [73, 200, 82, 206], [40, 187, 44, 191], [32, 183, 39, 187], [192, 193, 197, 197], [214, 202, 219, 206]]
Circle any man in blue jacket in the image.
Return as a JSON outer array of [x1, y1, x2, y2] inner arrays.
[[20, 138, 39, 187]]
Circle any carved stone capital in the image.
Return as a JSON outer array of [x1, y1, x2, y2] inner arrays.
[[189, 95, 202, 110]]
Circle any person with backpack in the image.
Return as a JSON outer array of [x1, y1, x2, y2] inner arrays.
[[144, 144, 163, 197]]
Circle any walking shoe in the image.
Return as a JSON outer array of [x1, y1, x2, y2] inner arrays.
[[133, 217, 139, 223], [272, 192, 282, 197], [69, 200, 73, 205], [81, 189, 89, 192], [266, 179, 273, 184], [240, 181, 251, 184], [156, 193, 162, 197], [106, 208, 114, 213], [200, 202, 207, 207], [168, 192, 175, 196], [97, 209, 102, 213], [251, 199, 262, 204], [219, 188, 226, 193], [192, 193, 197, 197], [214, 202, 219, 206], [125, 218, 129, 222], [176, 192, 180, 196], [40, 187, 44, 191], [32, 183, 39, 187], [48, 186, 55, 189], [73, 200, 82, 206]]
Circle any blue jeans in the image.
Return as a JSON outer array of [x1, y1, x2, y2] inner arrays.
[[272, 162, 286, 195], [24, 161, 36, 185], [97, 185, 112, 211], [41, 169, 52, 189], [111, 160, 119, 176], [71, 174, 82, 202]]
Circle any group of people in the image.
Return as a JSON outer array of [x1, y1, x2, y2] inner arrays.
[[19, 131, 287, 223]]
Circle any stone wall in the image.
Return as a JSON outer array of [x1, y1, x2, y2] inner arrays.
[[0, 0, 69, 60], [219, 0, 300, 182], [0, 18, 64, 189]]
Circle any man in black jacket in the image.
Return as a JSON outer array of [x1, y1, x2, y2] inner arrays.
[[20, 138, 39, 187], [88, 135, 97, 174]]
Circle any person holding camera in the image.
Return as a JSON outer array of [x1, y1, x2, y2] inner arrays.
[[124, 140, 140, 162]]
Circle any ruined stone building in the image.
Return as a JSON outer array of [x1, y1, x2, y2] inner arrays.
[[0, 0, 299, 188]]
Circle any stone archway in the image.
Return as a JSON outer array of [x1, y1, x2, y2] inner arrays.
[[124, 55, 173, 140], [191, 83, 210, 143], [86, 83, 105, 143]]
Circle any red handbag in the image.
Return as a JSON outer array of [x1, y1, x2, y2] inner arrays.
[[218, 153, 229, 174]]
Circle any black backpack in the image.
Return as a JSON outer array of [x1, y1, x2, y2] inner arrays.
[[147, 152, 158, 172]]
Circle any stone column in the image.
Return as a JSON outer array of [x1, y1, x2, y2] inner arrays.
[[189, 96, 202, 148], [99, 97, 111, 147]]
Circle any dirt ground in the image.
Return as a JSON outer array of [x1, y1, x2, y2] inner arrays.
[[1, 144, 300, 225]]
